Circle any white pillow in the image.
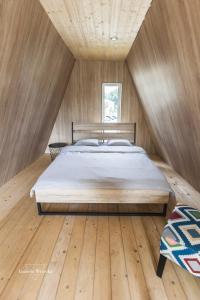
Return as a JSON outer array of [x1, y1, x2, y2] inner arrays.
[[107, 139, 132, 146], [75, 139, 99, 146]]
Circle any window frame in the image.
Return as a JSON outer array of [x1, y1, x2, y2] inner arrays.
[[101, 82, 122, 123]]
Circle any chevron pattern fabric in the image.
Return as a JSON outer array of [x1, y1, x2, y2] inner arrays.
[[160, 204, 200, 277]]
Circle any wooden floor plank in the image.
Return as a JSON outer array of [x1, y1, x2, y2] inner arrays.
[[74, 217, 97, 300], [109, 217, 131, 300], [0, 197, 31, 243], [131, 217, 168, 300], [0, 195, 26, 229], [37, 216, 74, 300], [151, 155, 200, 211], [1, 216, 64, 300], [120, 217, 150, 300], [0, 199, 43, 295], [56, 216, 87, 300], [0, 156, 50, 223], [93, 216, 111, 300]]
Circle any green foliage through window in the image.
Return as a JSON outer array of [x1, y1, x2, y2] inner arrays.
[[102, 83, 122, 122]]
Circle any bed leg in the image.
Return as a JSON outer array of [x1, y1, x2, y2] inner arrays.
[[162, 203, 167, 217], [37, 203, 42, 215]]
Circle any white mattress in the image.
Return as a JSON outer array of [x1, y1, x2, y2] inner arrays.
[[30, 145, 171, 197]]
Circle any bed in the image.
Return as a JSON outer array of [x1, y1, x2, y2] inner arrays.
[[30, 122, 172, 216]]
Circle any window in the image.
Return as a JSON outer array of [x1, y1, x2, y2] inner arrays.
[[102, 83, 122, 122]]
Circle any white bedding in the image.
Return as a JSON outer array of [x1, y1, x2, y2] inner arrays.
[[30, 145, 171, 197]]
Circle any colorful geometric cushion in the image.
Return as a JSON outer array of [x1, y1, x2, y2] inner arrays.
[[160, 204, 200, 277]]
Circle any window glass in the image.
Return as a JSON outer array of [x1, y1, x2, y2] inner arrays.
[[102, 83, 122, 122]]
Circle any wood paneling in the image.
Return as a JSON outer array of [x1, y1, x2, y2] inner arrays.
[[0, 0, 74, 186], [127, 0, 200, 191], [39, 0, 152, 60], [49, 60, 156, 153]]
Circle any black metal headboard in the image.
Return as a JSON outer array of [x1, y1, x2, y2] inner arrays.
[[72, 122, 136, 144]]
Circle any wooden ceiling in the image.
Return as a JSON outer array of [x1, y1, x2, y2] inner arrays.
[[39, 0, 152, 60]]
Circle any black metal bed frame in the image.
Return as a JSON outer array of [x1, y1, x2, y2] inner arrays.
[[37, 202, 167, 217], [37, 123, 174, 218]]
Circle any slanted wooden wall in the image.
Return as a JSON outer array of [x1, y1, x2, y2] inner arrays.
[[49, 60, 156, 153], [127, 0, 200, 191], [0, 0, 75, 186]]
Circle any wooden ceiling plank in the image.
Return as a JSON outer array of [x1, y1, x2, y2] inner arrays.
[[40, 0, 152, 60]]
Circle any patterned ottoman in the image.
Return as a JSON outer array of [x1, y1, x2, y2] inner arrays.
[[157, 204, 200, 278]]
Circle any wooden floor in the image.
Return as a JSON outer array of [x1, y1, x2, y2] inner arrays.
[[0, 155, 199, 300]]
